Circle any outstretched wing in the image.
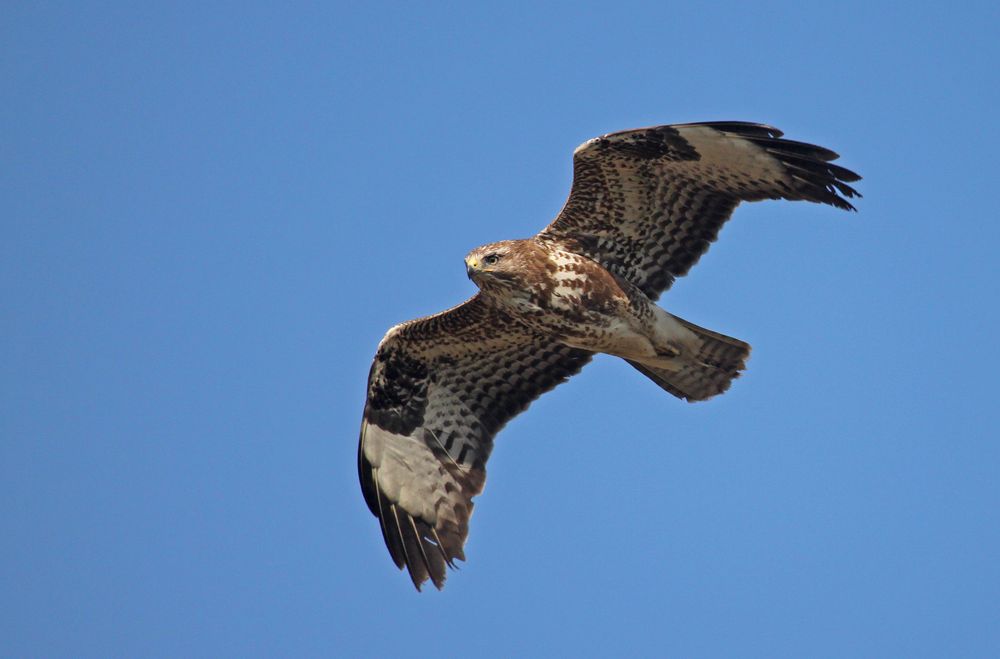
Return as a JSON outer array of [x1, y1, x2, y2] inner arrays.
[[358, 294, 592, 590], [537, 121, 861, 299]]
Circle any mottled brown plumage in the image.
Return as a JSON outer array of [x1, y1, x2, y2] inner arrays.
[[359, 121, 861, 590]]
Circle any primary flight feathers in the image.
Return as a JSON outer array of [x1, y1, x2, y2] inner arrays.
[[358, 121, 861, 590]]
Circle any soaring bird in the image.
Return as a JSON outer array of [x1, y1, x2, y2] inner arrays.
[[358, 121, 861, 589]]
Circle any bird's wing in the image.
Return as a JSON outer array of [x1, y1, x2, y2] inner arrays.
[[358, 294, 592, 590], [537, 121, 861, 299]]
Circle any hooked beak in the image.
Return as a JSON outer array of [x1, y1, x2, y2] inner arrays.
[[465, 257, 478, 280]]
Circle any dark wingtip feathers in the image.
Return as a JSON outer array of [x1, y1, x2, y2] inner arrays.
[[365, 460, 453, 591], [736, 128, 861, 212], [360, 418, 453, 591], [390, 504, 429, 590], [689, 121, 862, 211]]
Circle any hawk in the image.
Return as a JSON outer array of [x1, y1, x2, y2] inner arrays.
[[358, 121, 860, 590]]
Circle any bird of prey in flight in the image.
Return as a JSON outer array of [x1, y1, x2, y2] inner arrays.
[[358, 121, 861, 590]]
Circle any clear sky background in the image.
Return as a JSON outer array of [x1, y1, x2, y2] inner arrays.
[[3, 2, 999, 657]]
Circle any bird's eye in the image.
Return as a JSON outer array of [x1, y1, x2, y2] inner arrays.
[[483, 254, 500, 266]]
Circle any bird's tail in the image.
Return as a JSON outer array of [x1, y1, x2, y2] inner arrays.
[[626, 316, 750, 402]]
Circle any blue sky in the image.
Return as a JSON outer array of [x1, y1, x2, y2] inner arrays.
[[2, 2, 998, 657]]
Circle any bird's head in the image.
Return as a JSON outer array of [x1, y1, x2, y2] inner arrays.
[[464, 240, 536, 291]]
